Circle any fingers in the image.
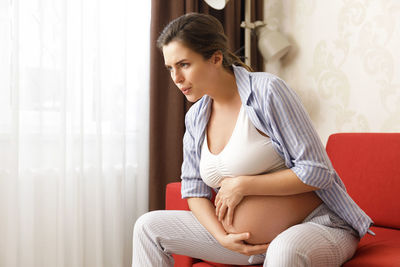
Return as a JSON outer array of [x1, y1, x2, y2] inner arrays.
[[214, 193, 220, 207], [218, 203, 235, 224], [214, 194, 220, 215], [218, 204, 228, 221], [215, 198, 220, 217], [229, 233, 269, 256], [215, 190, 240, 223], [226, 206, 234, 225], [215, 194, 227, 221], [231, 232, 250, 241]]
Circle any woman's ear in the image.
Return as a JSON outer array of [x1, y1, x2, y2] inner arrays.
[[211, 50, 223, 66]]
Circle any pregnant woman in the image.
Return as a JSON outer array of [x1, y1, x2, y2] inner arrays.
[[132, 13, 373, 267]]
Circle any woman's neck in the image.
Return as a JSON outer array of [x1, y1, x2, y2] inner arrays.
[[207, 69, 241, 110]]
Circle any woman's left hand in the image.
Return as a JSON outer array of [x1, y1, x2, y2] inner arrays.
[[215, 177, 244, 225]]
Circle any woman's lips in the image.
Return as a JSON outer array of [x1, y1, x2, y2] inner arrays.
[[181, 87, 191, 95]]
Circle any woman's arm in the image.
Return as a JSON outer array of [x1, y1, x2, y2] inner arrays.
[[187, 197, 226, 239], [238, 169, 319, 196], [187, 197, 269, 256], [263, 77, 335, 190]]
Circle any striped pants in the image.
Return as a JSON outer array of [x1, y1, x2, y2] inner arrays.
[[132, 203, 359, 267]]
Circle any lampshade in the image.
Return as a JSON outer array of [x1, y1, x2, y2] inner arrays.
[[256, 26, 291, 61], [204, 0, 230, 10]]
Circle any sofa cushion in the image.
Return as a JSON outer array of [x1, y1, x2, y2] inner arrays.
[[193, 263, 216, 267], [343, 226, 400, 266], [193, 261, 261, 267], [326, 133, 400, 229], [193, 262, 235, 267]]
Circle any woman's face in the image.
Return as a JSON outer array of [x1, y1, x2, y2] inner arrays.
[[162, 41, 217, 102]]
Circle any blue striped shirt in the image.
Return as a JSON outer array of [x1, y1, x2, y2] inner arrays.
[[180, 65, 373, 237]]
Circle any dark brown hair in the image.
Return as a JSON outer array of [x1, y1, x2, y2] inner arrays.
[[157, 13, 252, 72]]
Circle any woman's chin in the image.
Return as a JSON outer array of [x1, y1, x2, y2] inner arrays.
[[184, 91, 204, 103], [185, 96, 198, 103]]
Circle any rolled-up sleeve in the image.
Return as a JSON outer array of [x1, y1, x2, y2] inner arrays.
[[181, 108, 212, 199], [264, 77, 335, 189]]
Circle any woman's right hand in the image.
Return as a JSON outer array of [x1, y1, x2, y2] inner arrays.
[[217, 232, 269, 256], [187, 197, 268, 256]]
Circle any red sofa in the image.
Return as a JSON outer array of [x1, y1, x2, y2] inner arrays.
[[165, 133, 400, 266]]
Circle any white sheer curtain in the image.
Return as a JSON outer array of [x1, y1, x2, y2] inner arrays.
[[0, 0, 150, 266]]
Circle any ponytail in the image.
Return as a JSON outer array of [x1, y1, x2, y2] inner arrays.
[[224, 50, 253, 72]]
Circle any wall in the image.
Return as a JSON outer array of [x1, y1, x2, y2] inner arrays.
[[264, 0, 400, 144]]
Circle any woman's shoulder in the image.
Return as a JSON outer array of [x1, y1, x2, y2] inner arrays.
[[251, 71, 287, 91], [248, 73, 292, 106], [233, 64, 282, 82], [233, 65, 287, 96]]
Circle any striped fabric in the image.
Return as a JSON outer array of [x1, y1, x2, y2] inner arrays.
[[180, 65, 373, 237], [132, 203, 359, 266]]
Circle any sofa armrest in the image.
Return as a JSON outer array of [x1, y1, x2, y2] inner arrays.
[[166, 182, 190, 211]]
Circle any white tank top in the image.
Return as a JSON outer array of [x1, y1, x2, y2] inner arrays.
[[199, 105, 286, 189]]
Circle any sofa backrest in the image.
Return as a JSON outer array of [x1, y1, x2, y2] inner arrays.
[[326, 133, 400, 229]]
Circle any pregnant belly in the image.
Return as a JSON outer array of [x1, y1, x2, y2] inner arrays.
[[221, 192, 322, 245]]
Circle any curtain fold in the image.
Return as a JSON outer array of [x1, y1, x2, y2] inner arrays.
[[0, 0, 150, 266], [251, 0, 265, 71], [149, 0, 263, 211]]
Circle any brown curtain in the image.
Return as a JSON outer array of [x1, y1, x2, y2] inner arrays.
[[251, 0, 264, 71], [149, 0, 263, 211]]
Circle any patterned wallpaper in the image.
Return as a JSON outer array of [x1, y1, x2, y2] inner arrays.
[[263, 0, 400, 144]]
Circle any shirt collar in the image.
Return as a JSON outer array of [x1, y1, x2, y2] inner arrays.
[[232, 65, 252, 105]]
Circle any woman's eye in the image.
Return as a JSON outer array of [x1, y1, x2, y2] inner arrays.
[[180, 63, 189, 68]]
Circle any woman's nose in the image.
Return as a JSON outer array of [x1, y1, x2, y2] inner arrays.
[[172, 70, 184, 84]]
